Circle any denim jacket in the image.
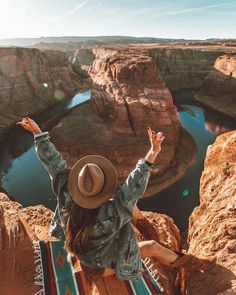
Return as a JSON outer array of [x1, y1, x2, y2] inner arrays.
[[34, 132, 152, 280]]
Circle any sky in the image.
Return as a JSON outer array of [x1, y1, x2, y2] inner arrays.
[[0, 0, 235, 40]]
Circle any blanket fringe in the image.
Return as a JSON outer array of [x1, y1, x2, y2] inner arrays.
[[143, 258, 164, 293], [32, 241, 45, 295], [34, 289, 44, 295]]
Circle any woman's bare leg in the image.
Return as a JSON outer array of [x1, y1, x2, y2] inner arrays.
[[139, 240, 178, 266], [133, 206, 179, 265]]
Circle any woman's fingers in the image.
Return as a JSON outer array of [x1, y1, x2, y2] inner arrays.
[[147, 127, 165, 145], [147, 127, 152, 139], [153, 132, 165, 145], [16, 118, 31, 130]]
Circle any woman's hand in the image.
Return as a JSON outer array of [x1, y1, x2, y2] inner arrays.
[[145, 127, 165, 164], [16, 117, 42, 135], [147, 127, 165, 154]]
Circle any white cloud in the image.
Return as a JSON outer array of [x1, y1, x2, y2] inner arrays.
[[52, 0, 91, 21], [155, 1, 236, 17]]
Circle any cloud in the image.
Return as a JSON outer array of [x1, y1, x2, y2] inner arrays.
[[155, 2, 236, 17], [52, 0, 91, 21]]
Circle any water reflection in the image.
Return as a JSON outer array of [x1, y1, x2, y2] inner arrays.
[[204, 108, 235, 135]]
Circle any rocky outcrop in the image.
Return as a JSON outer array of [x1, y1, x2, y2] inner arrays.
[[0, 47, 88, 136], [0, 192, 53, 294], [147, 48, 224, 91], [187, 131, 236, 294], [51, 48, 196, 195], [196, 54, 236, 118], [0, 192, 181, 295]]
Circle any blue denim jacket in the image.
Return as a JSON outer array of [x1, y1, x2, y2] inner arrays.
[[34, 132, 152, 280]]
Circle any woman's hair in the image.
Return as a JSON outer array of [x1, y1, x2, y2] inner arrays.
[[64, 203, 99, 256]]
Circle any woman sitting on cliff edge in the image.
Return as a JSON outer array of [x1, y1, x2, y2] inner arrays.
[[17, 117, 214, 281]]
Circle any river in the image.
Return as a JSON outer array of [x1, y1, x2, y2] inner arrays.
[[0, 91, 235, 231]]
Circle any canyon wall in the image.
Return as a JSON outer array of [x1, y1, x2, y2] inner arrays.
[[0, 47, 87, 136], [186, 131, 236, 294], [51, 48, 196, 195], [196, 54, 236, 119], [66, 48, 96, 77], [69, 47, 223, 93], [147, 48, 223, 91]]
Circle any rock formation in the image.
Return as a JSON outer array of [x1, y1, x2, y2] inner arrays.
[[145, 47, 225, 91], [0, 192, 53, 294], [186, 131, 236, 294], [51, 48, 196, 196], [0, 192, 181, 295], [0, 47, 88, 137], [196, 54, 236, 118]]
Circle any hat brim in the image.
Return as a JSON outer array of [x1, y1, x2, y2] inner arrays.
[[68, 155, 118, 209]]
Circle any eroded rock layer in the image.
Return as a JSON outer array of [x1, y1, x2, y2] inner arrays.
[[187, 131, 236, 294], [196, 54, 236, 118], [0, 47, 86, 136], [147, 48, 224, 91], [51, 48, 196, 195]]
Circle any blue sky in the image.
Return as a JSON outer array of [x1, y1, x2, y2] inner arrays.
[[0, 0, 235, 39]]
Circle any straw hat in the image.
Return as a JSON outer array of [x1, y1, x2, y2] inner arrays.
[[68, 155, 118, 209]]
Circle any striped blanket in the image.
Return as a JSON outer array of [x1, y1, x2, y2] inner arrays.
[[33, 240, 164, 295]]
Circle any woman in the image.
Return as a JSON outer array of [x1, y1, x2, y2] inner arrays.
[[17, 117, 213, 281]]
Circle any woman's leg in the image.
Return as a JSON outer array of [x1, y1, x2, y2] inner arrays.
[[133, 206, 214, 270], [139, 240, 179, 266], [132, 206, 179, 265]]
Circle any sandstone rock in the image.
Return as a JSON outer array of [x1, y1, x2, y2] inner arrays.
[[196, 54, 236, 118], [148, 48, 223, 91], [187, 131, 236, 294], [0, 47, 87, 136], [0, 192, 181, 295], [0, 192, 52, 294], [51, 48, 196, 195]]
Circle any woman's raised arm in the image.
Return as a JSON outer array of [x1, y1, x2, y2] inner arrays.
[[16, 117, 68, 182], [113, 127, 165, 227]]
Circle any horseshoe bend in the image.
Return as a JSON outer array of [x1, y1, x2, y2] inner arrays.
[[0, 43, 235, 294]]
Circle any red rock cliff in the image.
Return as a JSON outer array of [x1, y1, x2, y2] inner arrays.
[[0, 47, 87, 136], [186, 131, 236, 294], [146, 47, 225, 91], [196, 54, 236, 118]]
